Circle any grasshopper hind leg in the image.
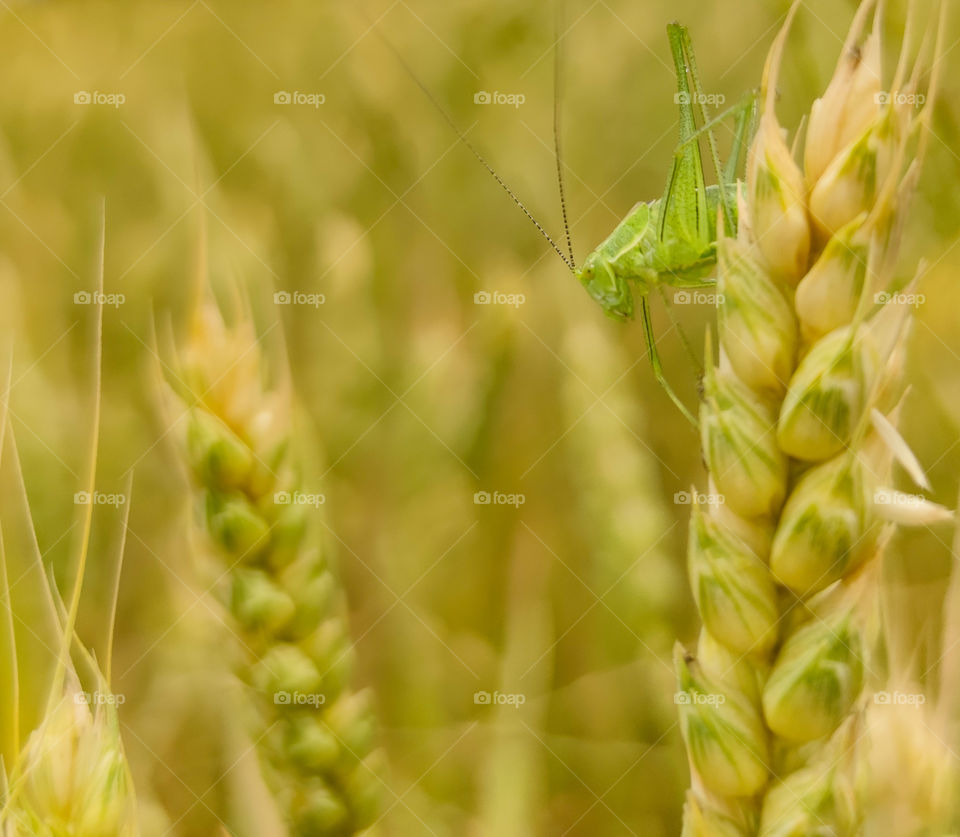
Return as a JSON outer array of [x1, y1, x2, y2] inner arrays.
[[639, 297, 698, 427]]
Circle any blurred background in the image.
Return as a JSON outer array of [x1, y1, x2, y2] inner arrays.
[[0, 0, 958, 834]]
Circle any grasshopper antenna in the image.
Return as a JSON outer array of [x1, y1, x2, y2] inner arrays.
[[553, 0, 576, 268], [372, 24, 577, 274]]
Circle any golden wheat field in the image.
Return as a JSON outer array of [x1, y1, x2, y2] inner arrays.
[[0, 0, 959, 835]]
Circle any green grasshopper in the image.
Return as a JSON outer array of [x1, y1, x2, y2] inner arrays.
[[572, 24, 756, 422], [382, 22, 756, 424]]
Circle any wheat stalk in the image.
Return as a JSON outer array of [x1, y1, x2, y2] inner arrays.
[[164, 286, 381, 836], [675, 2, 952, 833]]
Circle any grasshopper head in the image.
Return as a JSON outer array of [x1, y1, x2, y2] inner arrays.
[[577, 252, 634, 321]]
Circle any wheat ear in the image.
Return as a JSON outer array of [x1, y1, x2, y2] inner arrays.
[[0, 236, 140, 836], [165, 287, 381, 836], [675, 2, 951, 833]]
